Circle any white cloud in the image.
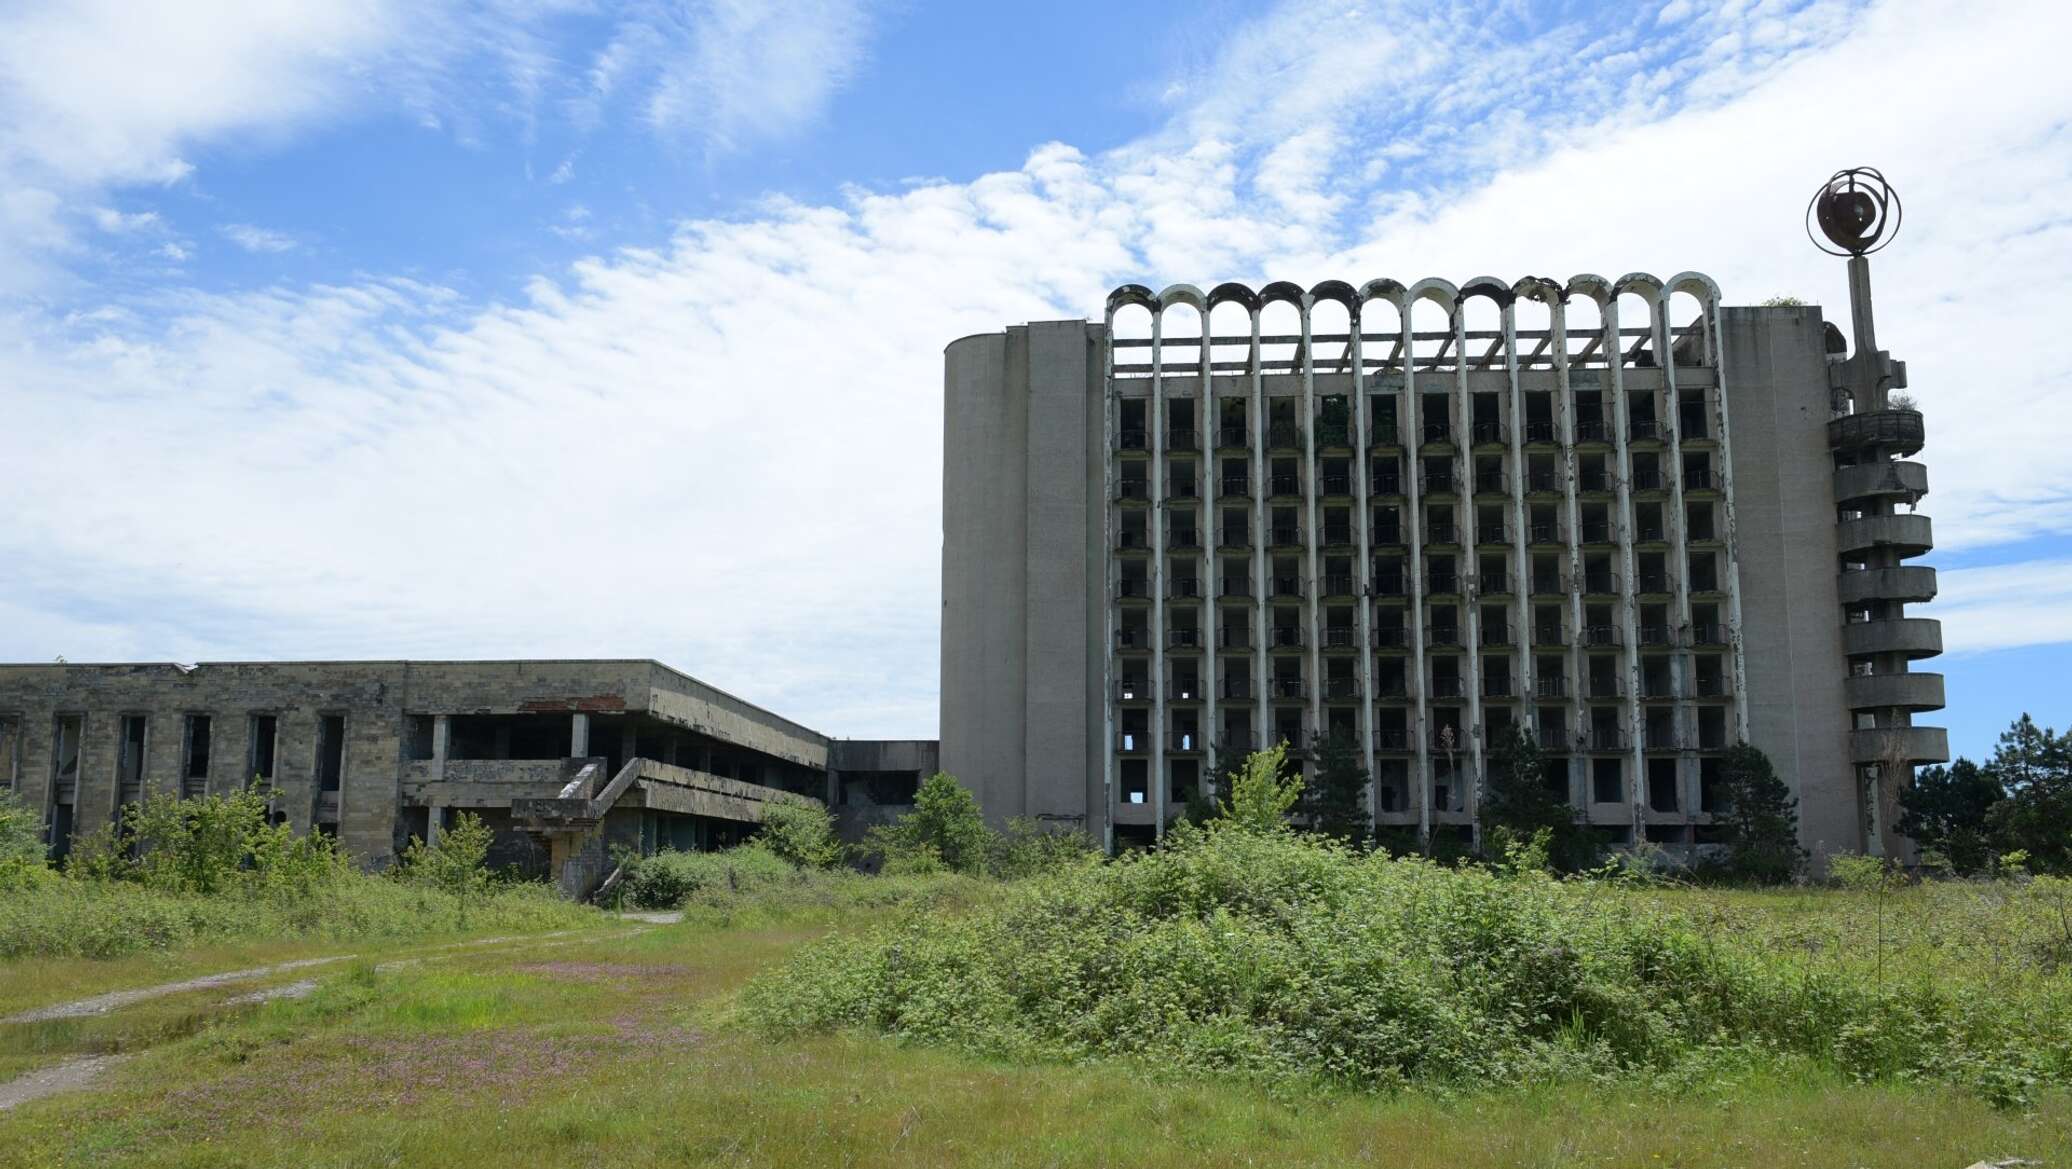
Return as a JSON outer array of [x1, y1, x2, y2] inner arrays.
[[156, 242, 190, 262], [90, 206, 160, 233], [1934, 561, 2072, 654], [581, 0, 877, 152], [218, 224, 298, 253], [0, 0, 2067, 737], [0, 1, 403, 189]]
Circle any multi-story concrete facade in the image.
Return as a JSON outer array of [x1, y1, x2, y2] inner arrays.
[[0, 659, 935, 894], [942, 274, 1946, 860]]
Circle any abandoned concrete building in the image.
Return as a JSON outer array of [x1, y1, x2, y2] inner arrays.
[[0, 659, 936, 895], [941, 272, 1945, 860]]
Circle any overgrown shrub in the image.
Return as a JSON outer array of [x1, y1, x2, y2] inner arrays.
[[864, 772, 992, 874], [399, 812, 494, 927], [0, 789, 51, 892], [743, 822, 2072, 1104], [757, 799, 845, 869], [990, 817, 1100, 879], [618, 844, 797, 909]]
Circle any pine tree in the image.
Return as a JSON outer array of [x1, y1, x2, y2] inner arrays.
[[1899, 758, 2003, 874], [1303, 733, 1370, 843], [1981, 713, 2072, 873], [1479, 723, 1594, 870], [1716, 743, 1801, 883]]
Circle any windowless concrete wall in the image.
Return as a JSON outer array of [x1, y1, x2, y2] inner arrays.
[[941, 321, 1108, 836]]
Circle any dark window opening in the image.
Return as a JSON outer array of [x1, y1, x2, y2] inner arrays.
[[316, 715, 346, 794], [248, 715, 277, 784]]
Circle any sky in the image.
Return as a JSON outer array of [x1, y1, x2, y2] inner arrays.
[[1, 0, 2068, 760]]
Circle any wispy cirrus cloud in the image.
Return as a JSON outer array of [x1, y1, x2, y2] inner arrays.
[[575, 0, 878, 152], [218, 224, 299, 254]]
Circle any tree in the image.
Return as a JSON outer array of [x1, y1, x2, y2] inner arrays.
[[756, 798, 844, 869], [1715, 743, 1801, 883], [1899, 758, 2004, 875], [1221, 744, 1303, 833], [0, 789, 47, 891], [1981, 713, 2072, 874], [402, 812, 494, 926], [1303, 733, 1369, 842], [867, 772, 993, 874], [1479, 723, 1595, 871]]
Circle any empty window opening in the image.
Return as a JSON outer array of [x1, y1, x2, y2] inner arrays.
[[316, 715, 346, 794], [1648, 759, 1680, 811], [117, 715, 147, 809], [247, 715, 277, 785], [1592, 758, 1623, 804], [182, 715, 212, 796]]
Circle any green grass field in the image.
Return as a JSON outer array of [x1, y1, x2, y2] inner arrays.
[[0, 876, 2065, 1168]]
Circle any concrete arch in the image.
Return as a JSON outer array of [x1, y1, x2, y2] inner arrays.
[[1107, 284, 1157, 315], [1259, 280, 1306, 308], [1207, 281, 1261, 312], [1157, 283, 1208, 313]]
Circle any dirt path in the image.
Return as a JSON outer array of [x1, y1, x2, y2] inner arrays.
[[0, 1056, 128, 1112], [1, 958, 349, 1023], [0, 921, 668, 1117]]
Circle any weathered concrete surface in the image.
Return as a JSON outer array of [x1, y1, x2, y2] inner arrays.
[[0, 660, 925, 876]]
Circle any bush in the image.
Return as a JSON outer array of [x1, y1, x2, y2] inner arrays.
[[757, 799, 844, 869], [617, 845, 797, 909], [742, 827, 2072, 1103], [865, 772, 993, 875], [399, 812, 494, 927], [0, 789, 51, 892], [1221, 745, 1301, 833], [990, 817, 1100, 879]]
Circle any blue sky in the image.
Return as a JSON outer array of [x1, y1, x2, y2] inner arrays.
[[1, 0, 2068, 760]]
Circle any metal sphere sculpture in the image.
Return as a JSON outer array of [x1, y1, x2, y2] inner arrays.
[[1806, 167, 1901, 257]]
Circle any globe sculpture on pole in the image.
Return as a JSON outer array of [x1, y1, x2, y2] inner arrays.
[[1806, 166, 1902, 258]]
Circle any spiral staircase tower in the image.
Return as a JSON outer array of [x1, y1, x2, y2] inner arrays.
[[1812, 168, 1947, 854]]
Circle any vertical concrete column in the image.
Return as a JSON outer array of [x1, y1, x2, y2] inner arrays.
[[1451, 298, 1486, 845], [1653, 288, 1698, 813], [430, 714, 451, 781], [1349, 303, 1378, 809], [1401, 301, 1431, 846], [1100, 309, 1121, 852], [1706, 295, 1752, 743], [1552, 295, 1589, 808], [1606, 297, 1648, 840], [570, 712, 590, 758], [1503, 301, 1534, 728], [1299, 299, 1324, 763], [1250, 308, 1269, 753], [1199, 320, 1218, 800], [1149, 308, 1167, 838], [621, 723, 639, 769]]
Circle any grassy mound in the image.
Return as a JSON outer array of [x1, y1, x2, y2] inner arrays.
[[742, 826, 2072, 1104]]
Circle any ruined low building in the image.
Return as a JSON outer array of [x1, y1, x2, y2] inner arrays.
[[940, 274, 1946, 860], [0, 659, 935, 895]]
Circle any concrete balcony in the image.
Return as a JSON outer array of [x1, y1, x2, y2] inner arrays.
[[1833, 460, 1928, 505], [1848, 725, 1949, 765], [1844, 672, 1946, 712], [1836, 565, 1937, 605], [1827, 409, 1924, 457], [1842, 617, 1943, 660], [1836, 514, 1934, 558]]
